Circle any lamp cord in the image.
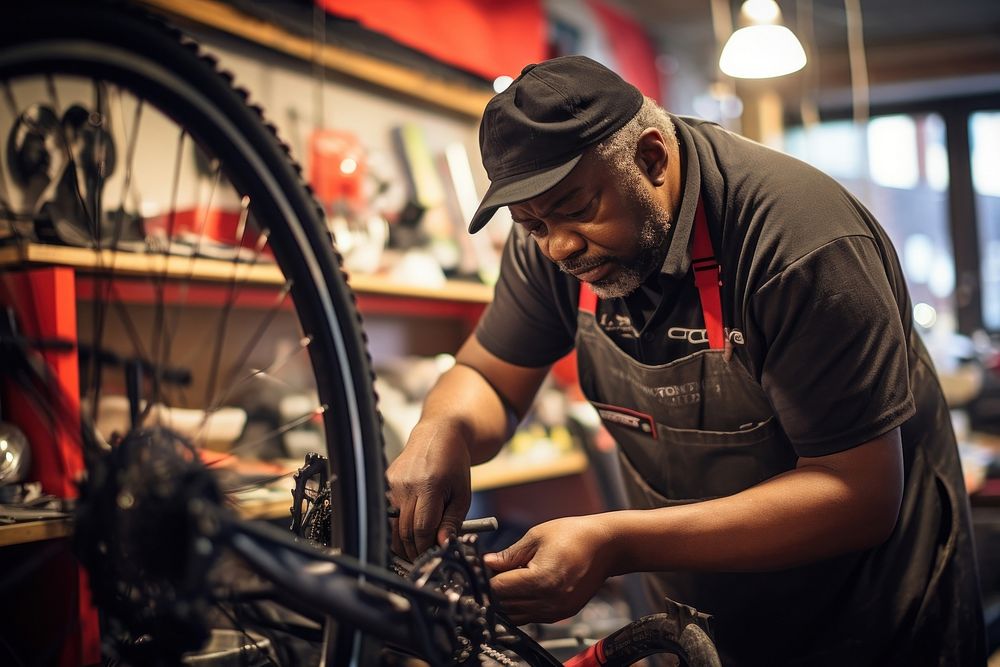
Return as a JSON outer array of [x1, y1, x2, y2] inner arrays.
[[796, 0, 820, 130], [844, 0, 869, 127]]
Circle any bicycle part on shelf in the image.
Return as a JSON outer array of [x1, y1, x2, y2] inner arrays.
[[31, 101, 118, 248], [5, 103, 59, 208], [0, 419, 31, 484], [41, 102, 118, 245], [61, 103, 117, 186], [33, 167, 96, 246]]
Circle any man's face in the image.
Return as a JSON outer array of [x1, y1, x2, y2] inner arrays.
[[508, 150, 672, 299]]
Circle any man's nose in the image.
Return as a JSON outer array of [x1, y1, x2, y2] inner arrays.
[[545, 227, 585, 262]]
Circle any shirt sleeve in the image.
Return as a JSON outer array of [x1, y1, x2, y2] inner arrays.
[[751, 235, 916, 457], [474, 225, 577, 367]]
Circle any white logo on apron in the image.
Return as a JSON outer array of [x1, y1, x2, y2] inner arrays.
[[666, 327, 745, 345], [652, 381, 701, 406], [668, 327, 708, 344]]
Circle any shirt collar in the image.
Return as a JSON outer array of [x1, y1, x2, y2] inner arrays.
[[658, 115, 701, 280]]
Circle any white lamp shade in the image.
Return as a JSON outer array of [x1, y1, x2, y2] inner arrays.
[[719, 24, 807, 79]]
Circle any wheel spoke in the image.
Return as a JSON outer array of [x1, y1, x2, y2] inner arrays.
[[145, 127, 188, 419], [84, 79, 113, 424], [211, 603, 282, 667], [111, 86, 143, 246], [200, 194, 250, 412], [195, 281, 295, 435], [206, 404, 326, 464]]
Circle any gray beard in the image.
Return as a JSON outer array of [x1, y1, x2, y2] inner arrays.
[[582, 198, 672, 299]]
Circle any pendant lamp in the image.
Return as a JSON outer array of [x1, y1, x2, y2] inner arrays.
[[719, 0, 807, 79]]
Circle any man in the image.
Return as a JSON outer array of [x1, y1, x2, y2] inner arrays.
[[386, 55, 986, 665]]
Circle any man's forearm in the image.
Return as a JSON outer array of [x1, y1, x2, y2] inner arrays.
[[603, 432, 903, 574], [415, 364, 517, 465]]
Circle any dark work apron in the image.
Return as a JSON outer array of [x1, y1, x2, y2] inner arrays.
[[574, 199, 986, 665]]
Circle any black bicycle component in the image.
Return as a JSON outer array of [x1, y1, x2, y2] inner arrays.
[[6, 103, 60, 217], [407, 534, 499, 665], [74, 426, 226, 664], [289, 452, 331, 543]]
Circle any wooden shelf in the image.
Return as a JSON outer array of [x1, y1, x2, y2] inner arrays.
[[0, 241, 493, 305], [237, 499, 291, 521], [351, 273, 492, 304], [0, 501, 292, 547], [0, 518, 73, 547], [136, 0, 493, 119], [470, 450, 589, 492]]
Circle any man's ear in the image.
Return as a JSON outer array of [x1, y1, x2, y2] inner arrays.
[[636, 128, 669, 186]]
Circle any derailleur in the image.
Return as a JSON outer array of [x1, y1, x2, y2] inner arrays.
[[397, 533, 517, 665], [288, 451, 332, 545]]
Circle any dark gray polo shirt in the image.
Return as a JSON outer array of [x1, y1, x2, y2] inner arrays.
[[476, 114, 917, 458]]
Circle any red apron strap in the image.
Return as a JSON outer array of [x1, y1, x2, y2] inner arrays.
[[691, 198, 725, 350], [578, 281, 598, 314], [578, 197, 724, 350]]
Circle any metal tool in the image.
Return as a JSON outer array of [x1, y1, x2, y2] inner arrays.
[[386, 506, 499, 535]]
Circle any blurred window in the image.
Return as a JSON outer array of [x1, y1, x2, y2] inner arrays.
[[784, 120, 864, 179], [785, 113, 954, 336], [971, 111, 1000, 330]]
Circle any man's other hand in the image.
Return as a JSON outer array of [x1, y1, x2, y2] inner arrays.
[[484, 514, 618, 625]]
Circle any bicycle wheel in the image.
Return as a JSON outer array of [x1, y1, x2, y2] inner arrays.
[[0, 1, 386, 664]]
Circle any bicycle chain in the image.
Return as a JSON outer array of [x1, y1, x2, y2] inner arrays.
[[305, 486, 333, 546], [406, 534, 519, 665], [479, 642, 518, 666]]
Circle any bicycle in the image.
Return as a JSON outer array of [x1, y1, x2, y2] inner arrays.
[[0, 3, 721, 665]]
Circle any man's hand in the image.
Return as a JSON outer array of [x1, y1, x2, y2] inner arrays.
[[484, 515, 618, 625], [386, 421, 472, 561]]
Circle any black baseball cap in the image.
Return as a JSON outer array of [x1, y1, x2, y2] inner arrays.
[[468, 55, 644, 234]]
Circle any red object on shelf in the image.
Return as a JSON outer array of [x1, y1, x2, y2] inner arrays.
[[309, 128, 367, 210], [316, 0, 546, 80], [143, 207, 271, 253]]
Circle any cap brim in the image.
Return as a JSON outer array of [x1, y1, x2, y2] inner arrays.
[[468, 154, 583, 234]]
